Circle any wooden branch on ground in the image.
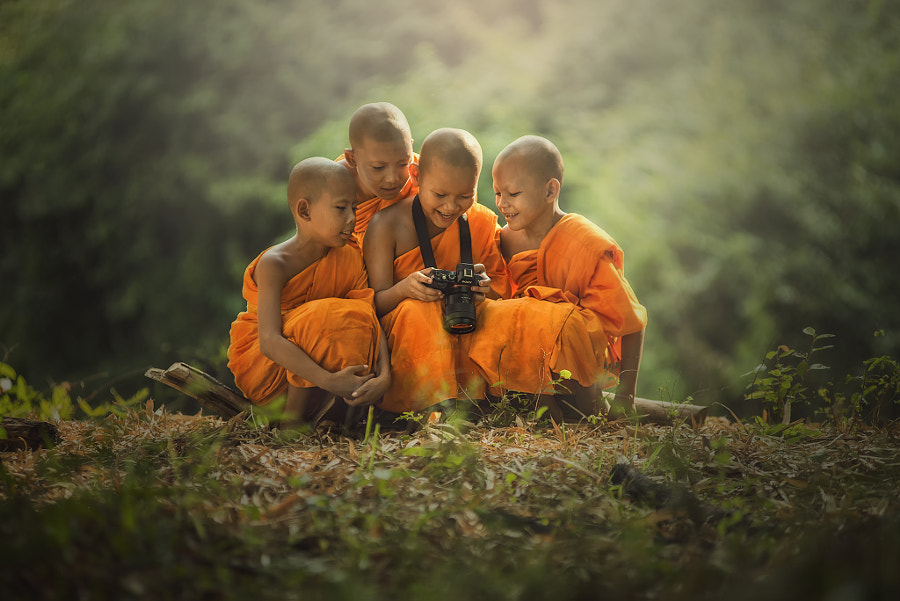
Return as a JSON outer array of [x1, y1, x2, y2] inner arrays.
[[145, 362, 251, 420], [0, 417, 61, 451], [632, 398, 708, 427]]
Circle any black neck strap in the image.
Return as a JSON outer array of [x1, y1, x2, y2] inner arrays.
[[412, 195, 472, 268]]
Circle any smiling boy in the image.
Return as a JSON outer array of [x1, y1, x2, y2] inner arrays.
[[337, 102, 418, 250], [477, 135, 647, 416], [363, 128, 508, 414], [227, 157, 390, 427]]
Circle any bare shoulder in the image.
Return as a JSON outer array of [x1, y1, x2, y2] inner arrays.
[[367, 197, 416, 254], [366, 203, 395, 240], [255, 242, 292, 285]]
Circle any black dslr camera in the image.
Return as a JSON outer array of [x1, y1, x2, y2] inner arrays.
[[425, 262, 482, 334]]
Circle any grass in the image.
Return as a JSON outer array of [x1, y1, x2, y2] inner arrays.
[[3, 397, 900, 600]]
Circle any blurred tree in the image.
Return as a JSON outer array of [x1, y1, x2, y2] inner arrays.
[[0, 0, 427, 387], [2, 0, 897, 413]]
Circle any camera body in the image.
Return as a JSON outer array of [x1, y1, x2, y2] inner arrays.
[[425, 263, 481, 334]]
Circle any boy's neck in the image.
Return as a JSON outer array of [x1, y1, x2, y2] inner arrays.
[[504, 208, 566, 258], [525, 208, 566, 242], [289, 231, 331, 264]]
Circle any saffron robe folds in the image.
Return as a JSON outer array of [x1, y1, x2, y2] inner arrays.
[[227, 246, 381, 404], [378, 203, 510, 413], [337, 152, 420, 252], [467, 213, 647, 396]]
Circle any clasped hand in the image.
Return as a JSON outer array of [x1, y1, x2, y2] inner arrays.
[[324, 364, 387, 407]]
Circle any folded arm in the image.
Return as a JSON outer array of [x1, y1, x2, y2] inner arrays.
[[256, 253, 373, 398]]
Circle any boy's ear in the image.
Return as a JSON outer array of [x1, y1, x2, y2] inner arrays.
[[294, 197, 312, 221], [546, 178, 561, 203], [344, 149, 357, 168], [409, 162, 420, 186]]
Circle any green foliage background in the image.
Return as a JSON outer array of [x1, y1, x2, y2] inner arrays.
[[2, 0, 898, 409]]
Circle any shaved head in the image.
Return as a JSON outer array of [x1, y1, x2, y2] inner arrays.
[[348, 102, 412, 149], [494, 135, 564, 185], [418, 128, 483, 176], [287, 157, 354, 205]]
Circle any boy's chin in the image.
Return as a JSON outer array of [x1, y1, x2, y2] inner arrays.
[[428, 218, 458, 232], [330, 235, 352, 247]]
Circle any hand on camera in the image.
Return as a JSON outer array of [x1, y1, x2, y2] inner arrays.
[[403, 268, 443, 302], [471, 264, 491, 299]]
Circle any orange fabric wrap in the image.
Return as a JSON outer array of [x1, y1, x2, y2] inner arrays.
[[467, 213, 647, 395], [379, 203, 509, 413], [336, 152, 420, 252], [227, 245, 381, 404]]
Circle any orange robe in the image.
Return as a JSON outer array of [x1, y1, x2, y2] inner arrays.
[[378, 203, 510, 413], [336, 152, 420, 251], [227, 245, 381, 404], [467, 213, 647, 396]]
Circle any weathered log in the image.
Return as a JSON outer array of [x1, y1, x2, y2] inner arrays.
[[145, 362, 251, 419], [0, 417, 61, 451], [633, 397, 708, 427]]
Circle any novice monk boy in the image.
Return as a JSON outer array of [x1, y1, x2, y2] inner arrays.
[[363, 128, 509, 415], [337, 102, 418, 250], [479, 135, 647, 416], [227, 157, 390, 427]]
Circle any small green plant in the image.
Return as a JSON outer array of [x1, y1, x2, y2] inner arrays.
[[744, 327, 833, 424], [485, 369, 582, 428], [1, 361, 75, 421], [821, 347, 900, 425], [0, 361, 149, 424], [850, 354, 900, 420]]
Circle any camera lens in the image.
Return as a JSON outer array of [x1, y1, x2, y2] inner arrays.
[[443, 285, 476, 334]]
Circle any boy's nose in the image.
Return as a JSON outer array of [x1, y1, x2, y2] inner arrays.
[[383, 169, 400, 186], [442, 198, 464, 212]]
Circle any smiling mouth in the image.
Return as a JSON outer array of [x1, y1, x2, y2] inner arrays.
[[435, 209, 456, 222], [503, 212, 519, 220]]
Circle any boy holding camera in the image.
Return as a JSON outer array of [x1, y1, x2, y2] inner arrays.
[[364, 128, 509, 414], [475, 135, 647, 417], [227, 158, 390, 428]]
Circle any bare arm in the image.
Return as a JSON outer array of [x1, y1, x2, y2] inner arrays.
[[346, 328, 391, 406], [363, 213, 441, 315], [256, 252, 373, 398]]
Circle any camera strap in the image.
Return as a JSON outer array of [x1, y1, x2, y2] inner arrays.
[[412, 195, 472, 268]]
